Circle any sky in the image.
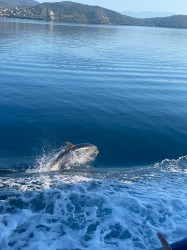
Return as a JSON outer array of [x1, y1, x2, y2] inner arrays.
[[38, 0, 187, 14]]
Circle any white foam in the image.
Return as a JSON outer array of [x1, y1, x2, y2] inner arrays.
[[155, 155, 187, 173], [0, 155, 186, 249]]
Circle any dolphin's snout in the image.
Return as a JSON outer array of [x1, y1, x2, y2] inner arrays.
[[92, 146, 99, 155]]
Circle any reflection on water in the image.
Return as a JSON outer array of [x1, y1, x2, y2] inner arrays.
[[0, 18, 187, 169]]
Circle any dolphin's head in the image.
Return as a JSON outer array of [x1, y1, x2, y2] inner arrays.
[[81, 144, 99, 159], [74, 143, 99, 159], [69, 143, 99, 166]]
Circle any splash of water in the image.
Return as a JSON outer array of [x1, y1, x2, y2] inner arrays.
[[155, 155, 187, 173], [26, 147, 64, 173], [27, 146, 97, 173]]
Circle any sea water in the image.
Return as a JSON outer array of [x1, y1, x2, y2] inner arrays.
[[0, 18, 187, 249]]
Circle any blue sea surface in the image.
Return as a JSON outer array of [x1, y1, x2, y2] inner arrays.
[[0, 18, 187, 250], [1, 18, 187, 169]]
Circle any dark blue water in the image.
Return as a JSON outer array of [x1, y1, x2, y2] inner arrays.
[[1, 18, 187, 169]]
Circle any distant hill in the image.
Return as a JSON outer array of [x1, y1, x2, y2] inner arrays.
[[24, 1, 139, 25], [1, 1, 187, 29], [121, 11, 175, 18], [144, 15, 187, 29], [0, 0, 39, 8]]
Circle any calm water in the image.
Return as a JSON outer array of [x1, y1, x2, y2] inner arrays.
[[0, 18, 187, 250], [1, 18, 187, 169]]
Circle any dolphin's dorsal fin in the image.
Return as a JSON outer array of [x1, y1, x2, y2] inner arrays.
[[65, 142, 74, 150]]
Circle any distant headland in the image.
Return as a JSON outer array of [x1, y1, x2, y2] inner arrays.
[[1, 1, 187, 29]]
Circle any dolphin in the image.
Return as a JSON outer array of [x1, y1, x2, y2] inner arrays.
[[49, 142, 99, 170]]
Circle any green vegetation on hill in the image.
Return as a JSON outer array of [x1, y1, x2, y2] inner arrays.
[[144, 15, 187, 28], [26, 1, 140, 25], [1, 1, 187, 29]]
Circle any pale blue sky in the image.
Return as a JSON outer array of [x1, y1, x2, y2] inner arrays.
[[38, 0, 187, 14]]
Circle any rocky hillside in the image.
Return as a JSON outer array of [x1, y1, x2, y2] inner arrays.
[[1, 1, 187, 29], [5, 1, 141, 25]]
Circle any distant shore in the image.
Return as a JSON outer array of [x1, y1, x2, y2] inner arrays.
[[1, 1, 187, 29]]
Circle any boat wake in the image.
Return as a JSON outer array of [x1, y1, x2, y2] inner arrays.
[[0, 155, 186, 249]]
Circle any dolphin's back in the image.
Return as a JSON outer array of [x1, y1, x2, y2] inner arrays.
[[72, 143, 94, 149]]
